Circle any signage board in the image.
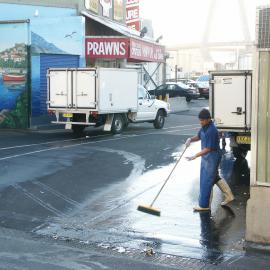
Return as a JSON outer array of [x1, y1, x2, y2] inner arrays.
[[129, 38, 165, 62], [86, 37, 129, 58], [100, 0, 112, 17], [85, 0, 99, 13], [114, 0, 124, 21], [86, 37, 165, 63], [126, 0, 140, 31]]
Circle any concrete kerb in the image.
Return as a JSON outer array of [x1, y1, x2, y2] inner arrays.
[[167, 97, 189, 113]]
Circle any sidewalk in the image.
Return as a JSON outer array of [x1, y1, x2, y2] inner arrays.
[[0, 225, 269, 270]]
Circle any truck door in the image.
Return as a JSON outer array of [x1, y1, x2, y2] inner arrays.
[[211, 73, 252, 129], [72, 69, 96, 109], [48, 69, 72, 108], [137, 86, 156, 120]]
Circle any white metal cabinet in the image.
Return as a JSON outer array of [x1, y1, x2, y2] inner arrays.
[[210, 71, 252, 131], [48, 70, 72, 108], [73, 69, 96, 109]]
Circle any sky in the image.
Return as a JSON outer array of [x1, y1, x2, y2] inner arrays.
[[140, 0, 270, 46]]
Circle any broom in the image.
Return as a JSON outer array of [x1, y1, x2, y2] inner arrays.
[[137, 145, 188, 216]]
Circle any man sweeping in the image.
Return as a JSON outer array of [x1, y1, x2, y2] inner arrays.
[[185, 109, 234, 211]]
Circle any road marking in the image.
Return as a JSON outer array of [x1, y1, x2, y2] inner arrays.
[[13, 184, 67, 217], [33, 182, 80, 207], [0, 127, 199, 161], [0, 135, 109, 151], [0, 124, 199, 151]]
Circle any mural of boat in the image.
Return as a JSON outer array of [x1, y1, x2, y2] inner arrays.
[[2, 73, 26, 82]]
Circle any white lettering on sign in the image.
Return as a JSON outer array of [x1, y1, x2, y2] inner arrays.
[[130, 39, 165, 62], [87, 41, 127, 56], [126, 8, 139, 21]]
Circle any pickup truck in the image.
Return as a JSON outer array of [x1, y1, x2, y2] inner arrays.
[[47, 68, 170, 135]]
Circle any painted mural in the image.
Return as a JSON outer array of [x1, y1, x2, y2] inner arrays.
[[0, 4, 85, 125], [30, 16, 85, 117], [0, 22, 29, 129]]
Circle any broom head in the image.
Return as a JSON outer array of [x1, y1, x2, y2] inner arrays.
[[137, 205, 161, 216]]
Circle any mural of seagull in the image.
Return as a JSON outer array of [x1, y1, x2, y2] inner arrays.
[[64, 31, 77, 38]]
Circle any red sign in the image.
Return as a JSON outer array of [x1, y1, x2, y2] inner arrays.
[[86, 37, 129, 58], [126, 0, 140, 31], [126, 0, 139, 5], [127, 21, 140, 31], [129, 38, 165, 62], [126, 5, 139, 22], [85, 37, 165, 63]]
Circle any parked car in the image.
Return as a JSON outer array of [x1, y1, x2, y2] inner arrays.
[[178, 78, 197, 87], [196, 75, 209, 99], [148, 82, 199, 102]]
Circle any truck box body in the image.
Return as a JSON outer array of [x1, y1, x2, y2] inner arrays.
[[48, 68, 138, 113], [209, 70, 252, 132]]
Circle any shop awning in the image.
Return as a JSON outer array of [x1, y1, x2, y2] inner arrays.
[[82, 11, 165, 63]]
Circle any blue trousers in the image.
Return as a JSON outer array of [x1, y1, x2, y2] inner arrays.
[[199, 151, 221, 208]]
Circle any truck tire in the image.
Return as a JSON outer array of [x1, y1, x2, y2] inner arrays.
[[72, 124, 85, 137], [111, 114, 124, 134], [154, 110, 165, 129]]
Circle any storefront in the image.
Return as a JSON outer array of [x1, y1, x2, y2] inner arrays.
[[83, 11, 166, 89]]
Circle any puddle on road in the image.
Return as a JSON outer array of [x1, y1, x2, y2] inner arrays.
[[36, 142, 249, 263]]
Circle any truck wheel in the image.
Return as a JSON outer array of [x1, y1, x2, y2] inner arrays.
[[72, 124, 85, 137], [154, 110, 165, 129], [111, 114, 124, 134]]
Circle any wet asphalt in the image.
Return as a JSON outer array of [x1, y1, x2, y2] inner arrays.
[[0, 99, 254, 269]]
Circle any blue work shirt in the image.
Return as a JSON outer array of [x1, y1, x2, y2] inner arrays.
[[198, 121, 220, 152]]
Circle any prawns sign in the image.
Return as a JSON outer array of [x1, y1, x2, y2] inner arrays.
[[86, 37, 129, 59]]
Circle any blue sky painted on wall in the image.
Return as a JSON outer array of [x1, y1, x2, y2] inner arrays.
[[0, 3, 76, 21], [0, 23, 29, 52], [31, 16, 85, 57]]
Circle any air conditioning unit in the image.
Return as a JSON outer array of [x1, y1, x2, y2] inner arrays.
[[256, 6, 270, 50]]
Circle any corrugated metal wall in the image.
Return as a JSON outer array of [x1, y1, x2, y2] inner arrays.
[[39, 53, 79, 114]]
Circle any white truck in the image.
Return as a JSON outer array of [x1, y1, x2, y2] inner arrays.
[[209, 70, 252, 159], [47, 68, 170, 135]]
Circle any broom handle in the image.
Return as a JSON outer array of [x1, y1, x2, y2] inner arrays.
[[150, 146, 187, 207]]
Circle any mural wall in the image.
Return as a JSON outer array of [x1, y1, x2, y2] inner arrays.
[[30, 16, 85, 117], [0, 3, 85, 126], [0, 22, 30, 128]]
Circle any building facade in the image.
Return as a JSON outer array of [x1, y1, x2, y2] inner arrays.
[[0, 0, 165, 129]]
